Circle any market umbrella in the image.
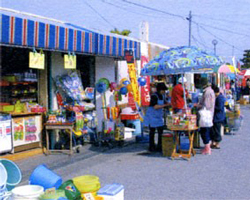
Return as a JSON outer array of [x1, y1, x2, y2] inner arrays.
[[239, 69, 250, 76], [141, 46, 223, 76], [141, 46, 224, 108], [218, 64, 240, 74]]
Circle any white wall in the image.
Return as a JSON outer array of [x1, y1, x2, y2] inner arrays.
[[95, 57, 116, 132], [51, 52, 69, 110]]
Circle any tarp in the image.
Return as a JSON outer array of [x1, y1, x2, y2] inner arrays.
[[0, 11, 140, 59], [141, 46, 223, 76]]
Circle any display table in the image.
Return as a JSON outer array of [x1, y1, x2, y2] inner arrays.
[[168, 126, 199, 160], [44, 122, 74, 155]]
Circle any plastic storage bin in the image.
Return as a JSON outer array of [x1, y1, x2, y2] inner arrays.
[[29, 164, 62, 190], [0, 159, 22, 191], [97, 183, 124, 200], [73, 175, 100, 194]]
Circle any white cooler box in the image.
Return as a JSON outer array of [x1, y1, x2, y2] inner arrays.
[[97, 183, 124, 200], [0, 112, 12, 154]]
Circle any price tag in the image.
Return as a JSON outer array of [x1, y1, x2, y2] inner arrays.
[[83, 193, 95, 200]]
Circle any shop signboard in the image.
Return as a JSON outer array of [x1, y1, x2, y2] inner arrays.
[[140, 55, 150, 106], [64, 54, 76, 69], [12, 115, 42, 147], [29, 52, 45, 69], [125, 50, 141, 106]]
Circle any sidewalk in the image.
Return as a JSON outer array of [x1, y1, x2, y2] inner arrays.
[[0, 148, 43, 161]]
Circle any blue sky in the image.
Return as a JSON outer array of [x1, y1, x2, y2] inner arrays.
[[1, 0, 250, 63]]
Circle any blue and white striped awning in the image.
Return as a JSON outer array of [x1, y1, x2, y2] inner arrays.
[[0, 11, 140, 59]]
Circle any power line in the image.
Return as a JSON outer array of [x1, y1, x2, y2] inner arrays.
[[101, 0, 166, 18], [195, 23, 208, 48], [193, 20, 250, 38], [192, 21, 243, 52], [83, 0, 116, 28], [191, 35, 209, 50], [193, 14, 250, 26], [121, 0, 186, 20]]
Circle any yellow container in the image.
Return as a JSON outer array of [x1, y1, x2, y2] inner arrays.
[[73, 175, 100, 194], [2, 105, 15, 112]]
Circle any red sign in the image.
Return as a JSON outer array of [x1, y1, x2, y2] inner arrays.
[[128, 92, 136, 110], [140, 56, 150, 106]]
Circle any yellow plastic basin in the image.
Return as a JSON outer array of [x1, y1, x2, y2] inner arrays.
[[73, 175, 100, 193]]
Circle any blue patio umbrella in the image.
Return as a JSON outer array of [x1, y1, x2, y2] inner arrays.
[[141, 46, 224, 108], [141, 46, 223, 76]]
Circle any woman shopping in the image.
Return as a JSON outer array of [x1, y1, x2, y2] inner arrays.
[[196, 78, 215, 155], [144, 82, 169, 152]]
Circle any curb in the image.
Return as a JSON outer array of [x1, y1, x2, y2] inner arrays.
[[0, 148, 43, 161]]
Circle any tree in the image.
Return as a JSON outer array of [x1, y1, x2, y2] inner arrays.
[[241, 49, 250, 69], [110, 28, 131, 36]]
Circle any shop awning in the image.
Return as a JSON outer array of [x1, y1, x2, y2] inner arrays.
[[0, 11, 140, 59]]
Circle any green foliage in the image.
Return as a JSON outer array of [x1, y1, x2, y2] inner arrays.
[[241, 49, 250, 69], [110, 28, 131, 36]]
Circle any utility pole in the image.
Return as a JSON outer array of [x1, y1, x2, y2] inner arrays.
[[212, 39, 218, 55], [187, 11, 192, 47]]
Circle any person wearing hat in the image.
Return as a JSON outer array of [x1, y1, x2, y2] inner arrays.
[[144, 82, 169, 152], [171, 77, 189, 114], [196, 77, 216, 155]]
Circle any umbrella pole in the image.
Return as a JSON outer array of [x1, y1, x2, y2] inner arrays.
[[182, 73, 188, 109]]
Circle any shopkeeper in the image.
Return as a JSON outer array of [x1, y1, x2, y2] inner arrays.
[[171, 77, 189, 114], [144, 82, 169, 152]]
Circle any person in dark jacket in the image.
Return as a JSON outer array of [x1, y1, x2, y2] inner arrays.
[[211, 86, 226, 149], [243, 78, 250, 95]]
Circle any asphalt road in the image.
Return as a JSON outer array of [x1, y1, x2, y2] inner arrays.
[[15, 105, 250, 200]]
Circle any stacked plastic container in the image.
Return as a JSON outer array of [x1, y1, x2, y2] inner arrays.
[[97, 183, 124, 200]]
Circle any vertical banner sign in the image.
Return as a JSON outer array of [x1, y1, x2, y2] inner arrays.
[[64, 54, 76, 69], [140, 56, 150, 106], [29, 52, 45, 69], [125, 50, 141, 106]]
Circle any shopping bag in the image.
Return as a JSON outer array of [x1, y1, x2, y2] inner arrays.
[[198, 107, 213, 127]]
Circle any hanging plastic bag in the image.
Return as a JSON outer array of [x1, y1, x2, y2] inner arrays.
[[198, 107, 213, 127]]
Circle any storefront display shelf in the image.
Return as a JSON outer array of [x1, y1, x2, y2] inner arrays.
[[11, 112, 44, 116], [11, 81, 37, 85]]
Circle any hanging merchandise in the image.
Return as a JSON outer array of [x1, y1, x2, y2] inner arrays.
[[125, 50, 141, 106], [55, 71, 95, 112], [109, 82, 117, 92], [119, 87, 128, 95], [56, 71, 86, 102], [84, 87, 95, 100], [96, 82, 107, 94], [96, 78, 110, 120], [120, 78, 130, 86], [138, 77, 147, 86]]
